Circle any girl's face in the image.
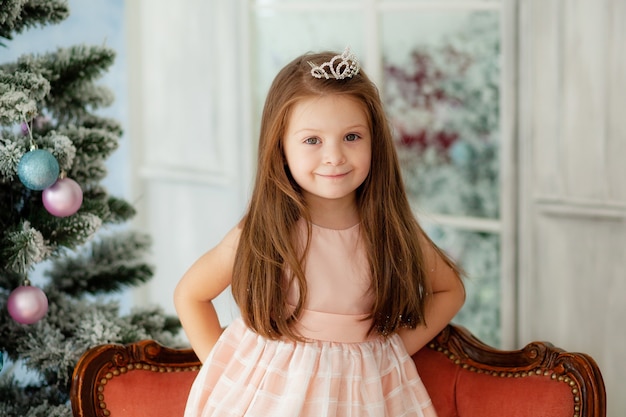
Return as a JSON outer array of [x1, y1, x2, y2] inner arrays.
[[283, 94, 372, 208]]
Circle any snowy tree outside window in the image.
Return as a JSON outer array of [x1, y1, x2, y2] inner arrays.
[[382, 12, 501, 345]]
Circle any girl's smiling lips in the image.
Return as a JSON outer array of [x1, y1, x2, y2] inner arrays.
[[316, 170, 351, 179]]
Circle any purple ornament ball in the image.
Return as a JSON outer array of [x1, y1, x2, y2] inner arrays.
[[7, 285, 49, 325], [42, 177, 83, 217]]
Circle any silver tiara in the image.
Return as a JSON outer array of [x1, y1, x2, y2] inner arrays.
[[308, 47, 360, 80]]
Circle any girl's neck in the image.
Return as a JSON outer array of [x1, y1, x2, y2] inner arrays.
[[305, 194, 360, 230]]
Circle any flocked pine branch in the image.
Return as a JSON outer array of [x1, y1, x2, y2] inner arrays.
[[0, 0, 69, 46], [58, 125, 118, 184], [47, 231, 154, 296], [0, 133, 29, 180], [6, 45, 116, 124], [2, 220, 52, 275], [80, 113, 123, 136], [77, 186, 137, 224], [0, 69, 50, 123]]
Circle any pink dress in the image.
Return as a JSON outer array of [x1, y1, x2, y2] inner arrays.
[[183, 222, 437, 417]]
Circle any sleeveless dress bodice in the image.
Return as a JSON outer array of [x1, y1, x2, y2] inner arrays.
[[183, 222, 437, 417], [286, 222, 374, 343]]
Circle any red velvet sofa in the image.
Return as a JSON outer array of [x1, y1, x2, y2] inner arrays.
[[71, 323, 605, 417]]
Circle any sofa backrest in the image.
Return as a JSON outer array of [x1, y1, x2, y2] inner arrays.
[[71, 340, 200, 417], [414, 325, 606, 417], [71, 324, 606, 417], [415, 347, 574, 417]]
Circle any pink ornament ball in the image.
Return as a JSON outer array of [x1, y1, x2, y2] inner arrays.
[[42, 177, 83, 217], [7, 285, 49, 325]]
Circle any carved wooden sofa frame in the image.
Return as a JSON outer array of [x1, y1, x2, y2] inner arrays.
[[71, 323, 606, 417]]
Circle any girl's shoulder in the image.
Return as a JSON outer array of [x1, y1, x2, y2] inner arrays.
[[220, 223, 242, 250], [221, 223, 242, 242]]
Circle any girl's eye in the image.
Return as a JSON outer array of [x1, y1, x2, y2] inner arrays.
[[304, 137, 320, 145], [345, 133, 360, 142]]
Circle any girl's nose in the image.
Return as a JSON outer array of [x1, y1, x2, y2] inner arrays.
[[323, 142, 345, 165]]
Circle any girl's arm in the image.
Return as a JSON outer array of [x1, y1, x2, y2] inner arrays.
[[173, 225, 241, 363], [398, 234, 466, 356]]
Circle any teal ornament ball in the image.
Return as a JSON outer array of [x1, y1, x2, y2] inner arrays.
[[17, 149, 60, 190]]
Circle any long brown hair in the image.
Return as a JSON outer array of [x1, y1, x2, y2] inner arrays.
[[232, 50, 459, 340]]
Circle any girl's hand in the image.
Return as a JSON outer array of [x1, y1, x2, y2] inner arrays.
[[398, 235, 466, 356]]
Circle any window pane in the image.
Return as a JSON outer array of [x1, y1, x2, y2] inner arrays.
[[381, 10, 502, 346], [382, 11, 500, 220], [424, 223, 501, 346]]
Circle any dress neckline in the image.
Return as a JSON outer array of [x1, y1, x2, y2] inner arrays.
[[310, 221, 360, 232]]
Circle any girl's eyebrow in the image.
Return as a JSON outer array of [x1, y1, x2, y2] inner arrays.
[[291, 124, 369, 135], [345, 124, 369, 131], [290, 128, 320, 135]]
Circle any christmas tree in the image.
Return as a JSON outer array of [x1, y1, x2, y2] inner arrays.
[[0, 2, 180, 416]]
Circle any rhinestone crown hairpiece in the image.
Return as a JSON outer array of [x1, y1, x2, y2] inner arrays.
[[308, 47, 360, 80]]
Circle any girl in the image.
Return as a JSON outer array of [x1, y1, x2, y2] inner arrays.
[[174, 48, 465, 417]]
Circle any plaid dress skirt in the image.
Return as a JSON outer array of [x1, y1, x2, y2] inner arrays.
[[183, 315, 437, 417]]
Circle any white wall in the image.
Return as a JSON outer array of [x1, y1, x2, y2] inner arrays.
[[518, 1, 625, 416], [126, 0, 252, 325]]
